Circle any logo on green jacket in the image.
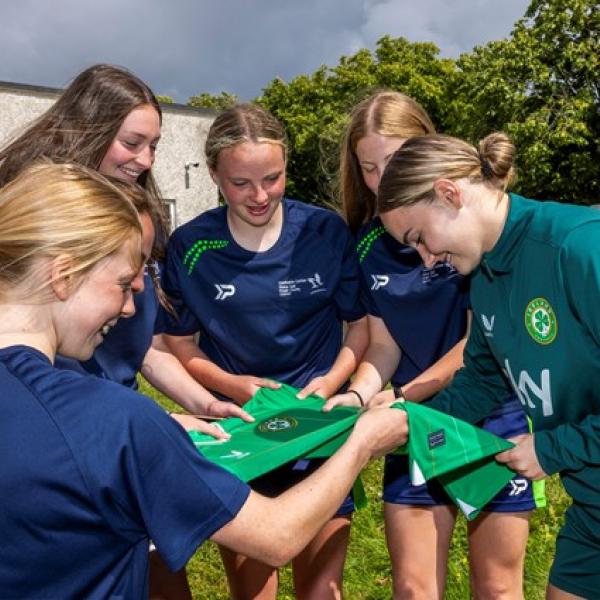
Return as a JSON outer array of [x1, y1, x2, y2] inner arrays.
[[524, 297, 557, 345], [258, 416, 299, 433]]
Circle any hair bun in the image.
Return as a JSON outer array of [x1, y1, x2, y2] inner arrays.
[[477, 132, 515, 182]]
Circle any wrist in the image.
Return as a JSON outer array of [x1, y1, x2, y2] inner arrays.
[[393, 386, 407, 402]]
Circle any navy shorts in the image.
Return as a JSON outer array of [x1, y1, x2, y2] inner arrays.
[[383, 398, 545, 512], [250, 458, 355, 516]]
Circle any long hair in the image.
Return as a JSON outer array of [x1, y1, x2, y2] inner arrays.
[[338, 90, 435, 233], [0, 64, 169, 258]]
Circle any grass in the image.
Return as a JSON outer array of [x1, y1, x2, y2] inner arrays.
[[140, 378, 570, 599]]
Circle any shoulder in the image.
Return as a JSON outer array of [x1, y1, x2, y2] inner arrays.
[[169, 206, 228, 246], [519, 195, 600, 247], [285, 199, 351, 240]]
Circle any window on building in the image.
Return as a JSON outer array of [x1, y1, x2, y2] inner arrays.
[[163, 198, 177, 231]]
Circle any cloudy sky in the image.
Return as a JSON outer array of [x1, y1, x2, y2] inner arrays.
[[0, 0, 530, 103]]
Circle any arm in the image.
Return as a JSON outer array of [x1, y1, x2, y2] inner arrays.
[[374, 310, 473, 405], [297, 316, 369, 399], [141, 335, 253, 422], [210, 403, 408, 565], [163, 333, 279, 405], [325, 311, 471, 410], [426, 314, 511, 423]]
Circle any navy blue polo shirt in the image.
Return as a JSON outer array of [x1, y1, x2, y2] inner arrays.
[[0, 345, 249, 598], [158, 199, 365, 389], [357, 218, 469, 386]]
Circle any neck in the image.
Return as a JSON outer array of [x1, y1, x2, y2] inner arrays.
[[0, 303, 56, 362], [227, 202, 284, 252], [481, 191, 511, 253]]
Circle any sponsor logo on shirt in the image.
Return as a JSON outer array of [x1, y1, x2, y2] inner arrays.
[[278, 273, 326, 297], [183, 239, 229, 275], [214, 283, 236, 300], [524, 297, 557, 345], [421, 261, 458, 284], [503, 359, 554, 417], [428, 429, 446, 449], [258, 416, 299, 432], [481, 314, 495, 337], [371, 274, 390, 290]]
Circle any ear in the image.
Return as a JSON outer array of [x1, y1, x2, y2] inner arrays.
[[432, 179, 463, 210], [208, 166, 219, 186], [50, 254, 75, 301]]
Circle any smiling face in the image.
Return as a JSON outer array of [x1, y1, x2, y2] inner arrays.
[[355, 133, 406, 196], [99, 104, 161, 182], [210, 141, 286, 230], [380, 185, 487, 275], [56, 241, 140, 360]]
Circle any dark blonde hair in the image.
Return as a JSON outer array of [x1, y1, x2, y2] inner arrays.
[[0, 162, 142, 301], [339, 90, 435, 233], [378, 132, 516, 213], [205, 103, 288, 171], [0, 64, 169, 257]]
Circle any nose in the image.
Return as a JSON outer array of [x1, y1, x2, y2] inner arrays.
[[253, 185, 269, 204], [135, 145, 154, 170], [121, 289, 137, 319], [131, 266, 145, 294], [416, 245, 438, 269]]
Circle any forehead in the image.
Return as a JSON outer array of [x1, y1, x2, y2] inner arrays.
[[216, 141, 285, 174], [355, 133, 406, 161], [118, 104, 161, 137], [380, 203, 432, 236]]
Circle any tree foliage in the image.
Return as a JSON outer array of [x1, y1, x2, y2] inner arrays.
[[447, 0, 600, 202], [258, 36, 455, 205], [188, 91, 239, 111]]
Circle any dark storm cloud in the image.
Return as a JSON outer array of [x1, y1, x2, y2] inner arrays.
[[0, 0, 529, 102]]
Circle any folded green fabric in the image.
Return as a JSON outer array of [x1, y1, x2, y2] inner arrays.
[[189, 385, 516, 520], [393, 401, 516, 520]]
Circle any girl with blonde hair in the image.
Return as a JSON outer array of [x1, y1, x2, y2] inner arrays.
[[160, 102, 369, 600], [0, 161, 408, 599], [327, 91, 541, 599]]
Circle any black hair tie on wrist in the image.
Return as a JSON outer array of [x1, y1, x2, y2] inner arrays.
[[347, 389, 364, 407]]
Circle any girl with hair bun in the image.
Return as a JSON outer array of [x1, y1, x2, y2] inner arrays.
[[328, 91, 539, 599], [378, 131, 600, 600]]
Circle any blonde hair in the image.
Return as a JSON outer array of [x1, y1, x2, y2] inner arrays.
[[0, 161, 142, 301], [205, 103, 288, 171], [377, 132, 516, 213], [339, 90, 435, 233]]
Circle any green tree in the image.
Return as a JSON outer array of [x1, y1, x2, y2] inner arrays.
[[258, 36, 456, 205], [188, 91, 239, 110], [447, 0, 600, 202], [156, 95, 175, 104]]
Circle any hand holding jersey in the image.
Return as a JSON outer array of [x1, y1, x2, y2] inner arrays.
[[496, 434, 548, 480]]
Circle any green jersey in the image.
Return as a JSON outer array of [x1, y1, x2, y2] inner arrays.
[[429, 195, 600, 532]]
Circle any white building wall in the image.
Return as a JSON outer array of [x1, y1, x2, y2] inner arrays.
[[0, 81, 218, 228]]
